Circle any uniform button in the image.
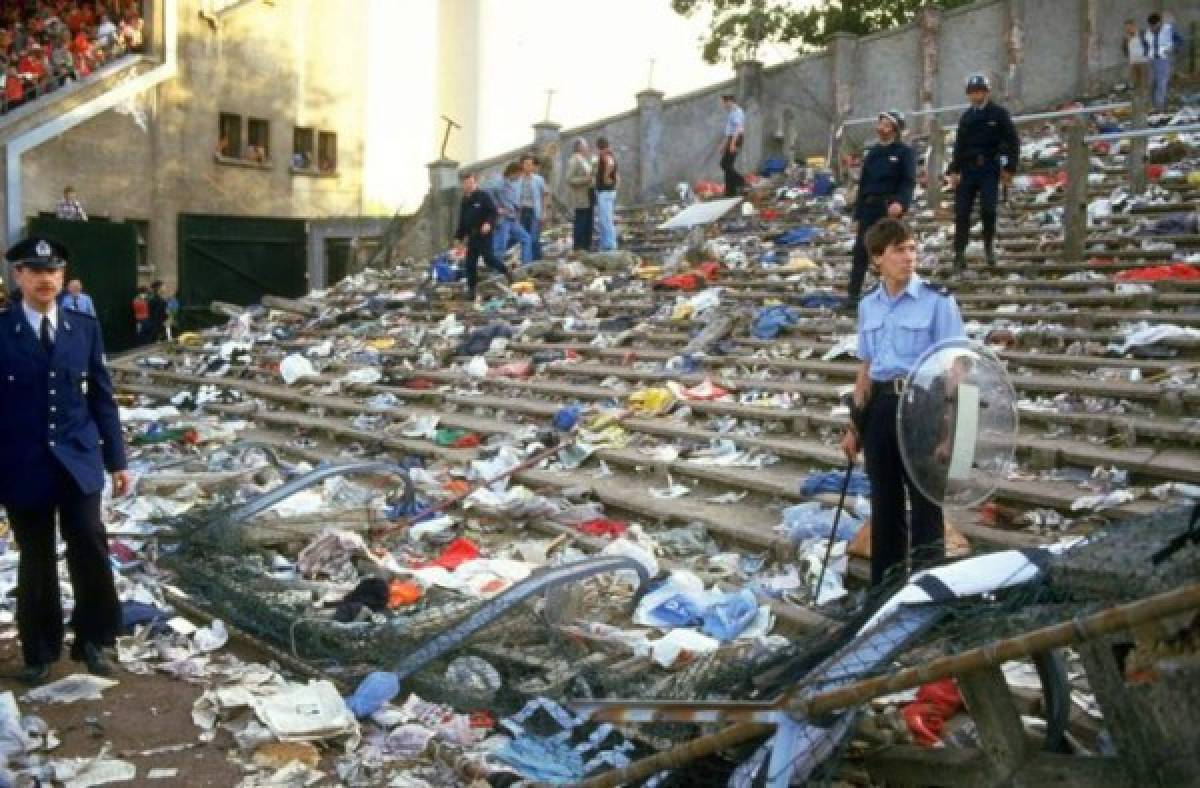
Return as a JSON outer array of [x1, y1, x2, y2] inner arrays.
[[49, 389, 56, 395], [48, 441, 55, 447], [50, 406, 56, 412], [49, 372, 56, 378]]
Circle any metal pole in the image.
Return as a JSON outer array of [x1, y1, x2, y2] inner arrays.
[[1061, 121, 1088, 264], [1085, 123, 1200, 143], [812, 458, 854, 602], [575, 582, 1200, 788]]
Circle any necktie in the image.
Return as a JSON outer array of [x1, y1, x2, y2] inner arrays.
[[39, 315, 53, 355]]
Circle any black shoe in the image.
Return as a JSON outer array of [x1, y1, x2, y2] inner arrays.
[[953, 251, 967, 273], [11, 663, 50, 685], [78, 643, 113, 677]]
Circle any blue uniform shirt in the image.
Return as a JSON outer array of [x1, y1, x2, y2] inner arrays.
[[854, 140, 916, 220], [856, 275, 966, 381]]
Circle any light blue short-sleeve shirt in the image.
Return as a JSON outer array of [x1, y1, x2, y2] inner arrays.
[[856, 275, 966, 381], [725, 105, 745, 137]]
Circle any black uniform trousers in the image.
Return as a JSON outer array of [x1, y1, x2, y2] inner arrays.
[[463, 231, 508, 298], [954, 161, 1000, 255], [862, 383, 944, 587], [721, 135, 744, 197], [848, 199, 889, 304], [7, 461, 120, 666]]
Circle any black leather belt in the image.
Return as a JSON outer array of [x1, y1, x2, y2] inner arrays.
[[871, 378, 906, 397]]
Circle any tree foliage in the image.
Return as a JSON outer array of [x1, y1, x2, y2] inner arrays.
[[672, 0, 975, 64]]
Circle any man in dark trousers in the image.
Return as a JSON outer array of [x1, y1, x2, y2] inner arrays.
[[841, 219, 965, 587], [946, 74, 1019, 272], [847, 110, 915, 310], [719, 94, 746, 198], [0, 237, 130, 684], [454, 171, 512, 305]]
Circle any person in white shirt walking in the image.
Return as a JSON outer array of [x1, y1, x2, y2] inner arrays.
[[719, 94, 746, 197], [1143, 13, 1183, 112]]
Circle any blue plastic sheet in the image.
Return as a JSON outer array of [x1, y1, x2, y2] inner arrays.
[[760, 157, 788, 176], [774, 226, 821, 247], [346, 670, 399, 718], [797, 293, 844, 310], [780, 502, 864, 542], [642, 587, 760, 642], [752, 306, 799, 339], [800, 469, 871, 498], [553, 405, 582, 431]]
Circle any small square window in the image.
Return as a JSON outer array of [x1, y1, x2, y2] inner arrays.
[[218, 113, 242, 158], [318, 131, 337, 173], [292, 127, 315, 169], [246, 118, 270, 163]]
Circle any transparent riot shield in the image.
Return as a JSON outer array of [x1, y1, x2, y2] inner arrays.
[[897, 340, 1018, 508]]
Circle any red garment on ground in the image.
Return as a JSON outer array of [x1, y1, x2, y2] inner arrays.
[[1146, 164, 1165, 181], [695, 262, 720, 282], [400, 377, 434, 390], [413, 537, 480, 570], [1115, 263, 1200, 282], [900, 679, 963, 747], [490, 360, 533, 379], [450, 433, 481, 449], [657, 273, 703, 291], [577, 518, 628, 538], [694, 180, 723, 199]]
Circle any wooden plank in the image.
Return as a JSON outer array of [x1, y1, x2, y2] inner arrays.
[[958, 665, 1028, 779]]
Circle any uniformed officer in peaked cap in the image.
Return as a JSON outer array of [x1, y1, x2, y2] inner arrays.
[[841, 219, 965, 587], [847, 109, 916, 310], [946, 73, 1020, 272], [0, 237, 130, 684]]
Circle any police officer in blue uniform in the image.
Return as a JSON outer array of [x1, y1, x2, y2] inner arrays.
[[841, 219, 966, 587], [947, 74, 1019, 272], [0, 237, 130, 684], [848, 110, 916, 309]]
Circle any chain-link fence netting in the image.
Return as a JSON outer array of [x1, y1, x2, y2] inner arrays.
[[155, 463, 1199, 787]]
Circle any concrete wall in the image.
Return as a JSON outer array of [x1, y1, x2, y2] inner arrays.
[[460, 0, 1182, 213], [938, 1, 1005, 108], [16, 0, 371, 288]]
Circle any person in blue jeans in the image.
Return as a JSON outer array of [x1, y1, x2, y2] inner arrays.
[[1144, 13, 1184, 112], [517, 154, 547, 261], [593, 137, 619, 251], [487, 162, 533, 264]]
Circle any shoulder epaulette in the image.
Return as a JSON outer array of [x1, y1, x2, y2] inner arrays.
[[922, 280, 952, 297], [62, 305, 96, 319]]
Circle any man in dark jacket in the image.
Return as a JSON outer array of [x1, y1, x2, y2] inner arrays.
[[0, 237, 130, 684], [946, 74, 1020, 272], [847, 110, 916, 309], [455, 171, 512, 304]]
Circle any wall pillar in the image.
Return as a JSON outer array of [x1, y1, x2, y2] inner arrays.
[[427, 158, 460, 254], [532, 120, 563, 206], [1004, 0, 1028, 111], [636, 89, 665, 202], [1079, 0, 1100, 97], [735, 60, 764, 180], [828, 33, 857, 176], [917, 6, 942, 136]]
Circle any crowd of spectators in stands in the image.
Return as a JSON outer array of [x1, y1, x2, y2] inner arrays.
[[1, 1, 144, 113]]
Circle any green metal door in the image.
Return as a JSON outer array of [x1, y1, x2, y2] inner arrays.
[[178, 215, 308, 325], [27, 217, 139, 352]]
